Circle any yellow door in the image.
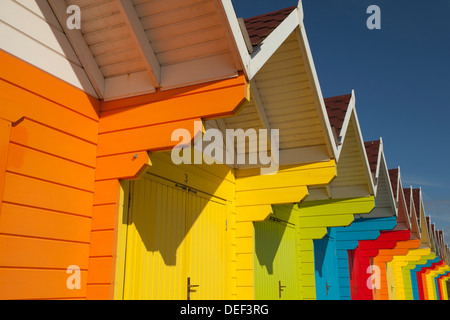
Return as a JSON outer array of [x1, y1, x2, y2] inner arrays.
[[121, 173, 227, 300], [185, 189, 227, 300]]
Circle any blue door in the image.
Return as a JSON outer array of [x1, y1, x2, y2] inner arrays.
[[314, 228, 340, 300]]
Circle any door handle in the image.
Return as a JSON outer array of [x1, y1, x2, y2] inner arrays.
[[279, 281, 286, 299], [187, 277, 199, 300], [326, 282, 331, 295]]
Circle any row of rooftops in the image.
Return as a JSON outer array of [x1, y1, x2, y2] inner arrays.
[[3, 1, 447, 261], [241, 4, 448, 261]]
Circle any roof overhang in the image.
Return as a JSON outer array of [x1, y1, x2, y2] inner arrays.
[[48, 0, 252, 101], [216, 0, 337, 162]]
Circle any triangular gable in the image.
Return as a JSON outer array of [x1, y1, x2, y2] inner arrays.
[[305, 91, 373, 200], [404, 187, 421, 239], [359, 139, 396, 218], [389, 167, 411, 231], [427, 217, 436, 253], [207, 3, 337, 169], [413, 188, 430, 248]]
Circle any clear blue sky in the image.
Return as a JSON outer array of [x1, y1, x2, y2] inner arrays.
[[232, 0, 450, 244]]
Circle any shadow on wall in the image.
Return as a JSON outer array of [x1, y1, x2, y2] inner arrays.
[[254, 204, 294, 274], [122, 150, 231, 267]]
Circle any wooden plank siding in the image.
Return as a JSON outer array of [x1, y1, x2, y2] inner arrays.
[[0, 50, 99, 300], [380, 241, 423, 300], [404, 252, 435, 300], [315, 216, 397, 300], [234, 160, 336, 299], [294, 197, 375, 300], [0, 42, 249, 299], [88, 74, 249, 299], [0, 0, 97, 97]]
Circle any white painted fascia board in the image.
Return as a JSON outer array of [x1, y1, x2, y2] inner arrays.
[[217, 1, 303, 81], [48, 0, 104, 99], [248, 8, 301, 79], [332, 92, 375, 196], [350, 95, 375, 195], [215, 0, 251, 78], [418, 187, 423, 230], [409, 186, 421, 239], [378, 150, 398, 216], [375, 137, 383, 191], [334, 92, 355, 161], [295, 24, 337, 160], [397, 168, 412, 229]]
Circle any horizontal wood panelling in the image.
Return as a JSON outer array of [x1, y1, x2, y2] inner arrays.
[[87, 257, 114, 284], [0, 268, 88, 300], [91, 205, 117, 231], [0, 203, 91, 242], [89, 230, 115, 257], [97, 118, 202, 156], [0, 235, 90, 269], [9, 119, 97, 168], [0, 50, 99, 299], [3, 172, 93, 217], [0, 21, 97, 99], [0, 1, 80, 65], [0, 80, 98, 143], [99, 75, 247, 133], [6, 143, 95, 192], [14, 0, 63, 31]]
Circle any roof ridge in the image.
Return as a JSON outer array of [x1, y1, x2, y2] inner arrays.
[[243, 6, 297, 47], [324, 93, 352, 137], [243, 5, 297, 22]]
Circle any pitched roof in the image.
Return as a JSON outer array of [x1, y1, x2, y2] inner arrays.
[[404, 188, 411, 210], [389, 168, 399, 196], [413, 189, 421, 220], [364, 140, 380, 175], [324, 94, 352, 137], [244, 6, 297, 47]]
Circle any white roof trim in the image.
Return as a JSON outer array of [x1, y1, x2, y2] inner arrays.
[[295, 23, 337, 160], [332, 90, 374, 195], [397, 167, 412, 229], [48, 0, 105, 99], [218, 0, 337, 159], [377, 142, 398, 216]]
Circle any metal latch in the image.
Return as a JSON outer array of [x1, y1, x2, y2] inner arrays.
[[187, 277, 199, 300], [279, 281, 286, 299]]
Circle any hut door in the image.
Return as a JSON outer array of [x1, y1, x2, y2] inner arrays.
[[314, 233, 340, 300], [121, 173, 227, 300], [185, 189, 227, 300], [254, 217, 300, 300]]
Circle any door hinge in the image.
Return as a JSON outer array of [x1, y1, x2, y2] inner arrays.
[[175, 183, 187, 191], [225, 219, 228, 231], [127, 191, 132, 210]]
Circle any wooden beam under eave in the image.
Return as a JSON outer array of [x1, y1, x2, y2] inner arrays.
[[99, 75, 249, 134], [95, 151, 151, 181], [97, 118, 203, 157], [48, 0, 105, 99], [118, 0, 161, 88]]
